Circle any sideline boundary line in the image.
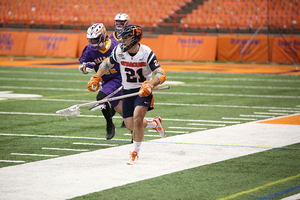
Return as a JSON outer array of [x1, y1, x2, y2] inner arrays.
[[217, 173, 300, 200], [1, 133, 300, 151], [257, 185, 300, 200]]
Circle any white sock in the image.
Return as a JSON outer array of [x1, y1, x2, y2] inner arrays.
[[146, 120, 157, 128], [133, 141, 142, 155]]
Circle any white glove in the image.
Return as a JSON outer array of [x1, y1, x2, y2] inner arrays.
[[78, 62, 96, 74]]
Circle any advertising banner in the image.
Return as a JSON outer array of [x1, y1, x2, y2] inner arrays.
[[217, 35, 270, 63], [24, 32, 79, 57], [0, 31, 28, 56], [161, 35, 217, 61], [271, 36, 300, 63]]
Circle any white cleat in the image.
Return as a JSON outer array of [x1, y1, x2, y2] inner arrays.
[[127, 151, 138, 165], [153, 116, 166, 138]]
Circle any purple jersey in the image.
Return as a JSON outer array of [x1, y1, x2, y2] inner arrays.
[[109, 32, 122, 44], [79, 38, 121, 83]]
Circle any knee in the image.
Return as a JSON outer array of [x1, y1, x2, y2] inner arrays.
[[134, 117, 144, 127]]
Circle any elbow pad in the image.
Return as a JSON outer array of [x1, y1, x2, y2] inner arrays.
[[100, 59, 112, 72], [155, 68, 167, 84]]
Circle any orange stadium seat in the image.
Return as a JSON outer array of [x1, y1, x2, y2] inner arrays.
[[2, 0, 299, 30]]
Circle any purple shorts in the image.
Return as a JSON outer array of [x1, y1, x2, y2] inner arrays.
[[100, 79, 122, 108]]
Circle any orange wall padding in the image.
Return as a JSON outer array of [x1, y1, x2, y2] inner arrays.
[[217, 35, 272, 63], [141, 35, 165, 59], [77, 32, 89, 57], [1, 30, 299, 64], [161, 35, 217, 61], [271, 36, 300, 63], [24, 32, 79, 57], [0, 31, 28, 56]]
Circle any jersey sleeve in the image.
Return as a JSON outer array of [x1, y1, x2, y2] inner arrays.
[[110, 46, 118, 64], [147, 50, 161, 71], [79, 46, 92, 63]]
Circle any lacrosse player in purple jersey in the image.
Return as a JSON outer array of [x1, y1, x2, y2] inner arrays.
[[109, 13, 130, 44], [78, 23, 122, 140], [87, 25, 167, 165]]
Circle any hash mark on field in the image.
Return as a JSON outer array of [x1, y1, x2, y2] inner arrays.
[[0, 160, 25, 163], [269, 110, 300, 113], [11, 153, 58, 157], [254, 112, 288, 116], [147, 130, 188, 134], [168, 127, 207, 130], [42, 147, 89, 152], [123, 133, 160, 137], [222, 117, 257, 120], [187, 123, 226, 126], [72, 142, 118, 146], [240, 115, 272, 118]]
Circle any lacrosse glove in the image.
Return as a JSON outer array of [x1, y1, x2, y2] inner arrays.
[[87, 75, 102, 92], [79, 62, 96, 74], [139, 81, 154, 97]]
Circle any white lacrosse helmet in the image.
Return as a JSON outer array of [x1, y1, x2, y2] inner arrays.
[[86, 23, 107, 51], [114, 13, 130, 35]]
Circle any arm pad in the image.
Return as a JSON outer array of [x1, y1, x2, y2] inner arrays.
[[100, 59, 112, 72], [154, 68, 167, 84]]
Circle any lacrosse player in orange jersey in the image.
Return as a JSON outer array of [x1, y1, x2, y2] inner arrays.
[[87, 25, 167, 165]]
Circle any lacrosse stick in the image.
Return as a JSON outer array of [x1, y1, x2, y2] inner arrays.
[[56, 86, 170, 121], [89, 86, 123, 112]]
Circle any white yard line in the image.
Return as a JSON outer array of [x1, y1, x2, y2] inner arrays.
[[11, 153, 58, 157], [0, 160, 25, 163], [269, 110, 300, 113], [184, 84, 300, 90], [1, 71, 299, 82], [168, 127, 207, 130], [1, 77, 299, 90], [124, 133, 160, 137], [41, 147, 89, 152], [187, 123, 226, 126], [254, 112, 288, 115], [0, 111, 242, 124], [72, 142, 118, 146], [0, 122, 298, 200], [0, 77, 86, 83], [147, 130, 188, 134], [1, 86, 300, 98], [222, 117, 257, 120], [240, 114, 272, 118], [157, 91, 300, 99]]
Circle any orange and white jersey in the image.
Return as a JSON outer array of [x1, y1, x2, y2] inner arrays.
[[111, 44, 161, 90]]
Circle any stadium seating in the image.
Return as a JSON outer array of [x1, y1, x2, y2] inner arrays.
[[181, 0, 299, 31], [0, 0, 191, 28], [1, 0, 299, 33]]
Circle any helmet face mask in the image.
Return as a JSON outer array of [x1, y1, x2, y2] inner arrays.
[[87, 23, 107, 51], [114, 13, 130, 35], [118, 25, 143, 52]]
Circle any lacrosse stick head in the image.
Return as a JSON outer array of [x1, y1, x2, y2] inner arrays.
[[56, 105, 81, 117]]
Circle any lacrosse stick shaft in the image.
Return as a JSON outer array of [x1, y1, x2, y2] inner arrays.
[[79, 86, 170, 108], [88, 86, 123, 111], [104, 86, 123, 99]]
